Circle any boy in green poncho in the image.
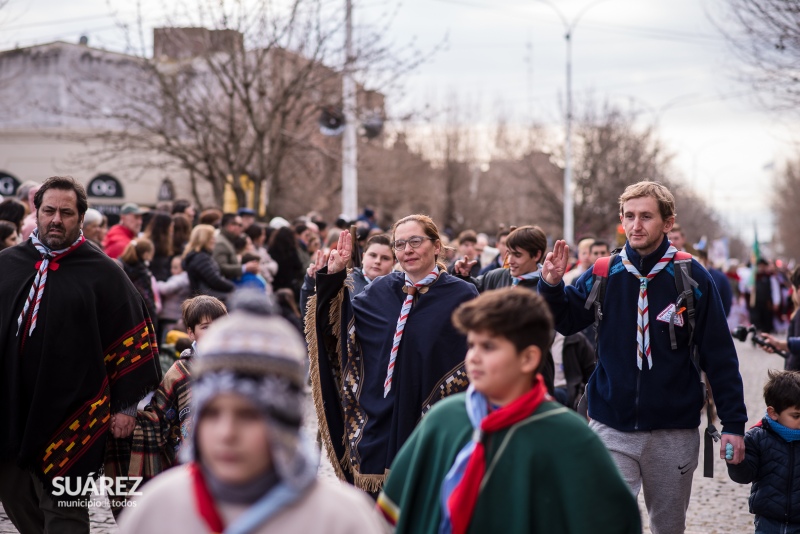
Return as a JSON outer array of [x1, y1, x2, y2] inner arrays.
[[377, 287, 642, 534]]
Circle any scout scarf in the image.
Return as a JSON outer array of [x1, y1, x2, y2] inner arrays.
[[439, 376, 547, 534], [384, 267, 439, 397], [766, 414, 800, 442], [190, 434, 318, 534], [619, 244, 677, 370], [17, 229, 85, 337], [511, 267, 542, 286]]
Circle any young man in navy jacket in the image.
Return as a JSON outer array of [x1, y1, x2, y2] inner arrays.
[[538, 181, 747, 534]]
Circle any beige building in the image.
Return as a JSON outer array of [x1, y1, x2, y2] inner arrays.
[[0, 39, 204, 220]]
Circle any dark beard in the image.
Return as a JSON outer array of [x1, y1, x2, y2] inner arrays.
[[39, 227, 79, 250]]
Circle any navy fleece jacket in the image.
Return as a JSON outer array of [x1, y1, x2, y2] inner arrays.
[[538, 237, 747, 435], [727, 417, 800, 524]]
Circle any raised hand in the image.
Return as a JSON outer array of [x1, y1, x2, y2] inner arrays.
[[307, 249, 326, 278], [453, 255, 477, 277], [327, 230, 352, 274], [541, 239, 570, 286]]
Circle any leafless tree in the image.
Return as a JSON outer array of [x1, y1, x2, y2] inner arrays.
[[771, 157, 800, 261], [713, 0, 800, 114], [57, 0, 431, 216], [565, 101, 673, 240]]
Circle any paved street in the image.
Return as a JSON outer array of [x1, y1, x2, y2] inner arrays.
[[0, 339, 785, 533], [639, 339, 783, 533]]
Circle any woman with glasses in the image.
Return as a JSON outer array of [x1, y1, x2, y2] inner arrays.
[[308, 214, 478, 496]]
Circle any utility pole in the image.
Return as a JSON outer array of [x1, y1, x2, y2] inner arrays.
[[536, 0, 611, 246], [342, 0, 358, 221], [564, 27, 574, 247]]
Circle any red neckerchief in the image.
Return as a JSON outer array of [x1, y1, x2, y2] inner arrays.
[[190, 462, 225, 533], [447, 375, 548, 534]]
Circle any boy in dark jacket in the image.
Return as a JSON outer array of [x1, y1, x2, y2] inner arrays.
[[728, 370, 800, 533]]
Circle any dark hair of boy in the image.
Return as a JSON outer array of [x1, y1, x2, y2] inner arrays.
[[457, 229, 477, 244], [220, 212, 239, 228], [171, 199, 191, 215], [452, 287, 554, 374], [366, 234, 392, 249], [241, 252, 261, 264], [591, 240, 609, 251], [496, 228, 510, 242], [181, 295, 228, 331], [764, 369, 800, 414], [504, 225, 547, 261], [174, 336, 194, 354], [244, 222, 266, 243], [232, 234, 248, 254]]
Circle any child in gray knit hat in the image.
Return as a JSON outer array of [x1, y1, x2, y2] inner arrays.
[[119, 291, 387, 534]]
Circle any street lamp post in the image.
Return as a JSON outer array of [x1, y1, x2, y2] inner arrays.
[[342, 0, 358, 221], [535, 0, 611, 246]]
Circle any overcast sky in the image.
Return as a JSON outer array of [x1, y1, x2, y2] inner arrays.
[[2, 0, 793, 244]]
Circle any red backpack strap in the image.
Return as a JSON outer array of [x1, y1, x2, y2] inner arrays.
[[584, 256, 612, 313], [591, 256, 612, 278], [673, 251, 693, 262], [584, 255, 614, 349]]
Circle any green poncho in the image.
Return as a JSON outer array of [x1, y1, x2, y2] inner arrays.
[[379, 394, 642, 534]]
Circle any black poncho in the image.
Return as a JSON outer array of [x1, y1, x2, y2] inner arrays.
[[0, 240, 162, 484]]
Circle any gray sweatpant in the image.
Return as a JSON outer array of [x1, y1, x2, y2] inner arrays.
[[590, 420, 700, 534]]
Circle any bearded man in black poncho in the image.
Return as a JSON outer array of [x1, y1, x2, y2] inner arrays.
[[0, 176, 162, 534]]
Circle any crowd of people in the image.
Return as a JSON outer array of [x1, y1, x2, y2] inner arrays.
[[2, 176, 800, 533]]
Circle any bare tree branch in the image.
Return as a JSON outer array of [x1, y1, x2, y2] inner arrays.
[[712, 0, 800, 114], [44, 0, 431, 216]]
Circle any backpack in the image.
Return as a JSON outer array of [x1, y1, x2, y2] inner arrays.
[[583, 251, 721, 478]]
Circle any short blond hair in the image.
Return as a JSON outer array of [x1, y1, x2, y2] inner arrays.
[[618, 181, 676, 221], [577, 238, 595, 254], [183, 224, 216, 256]]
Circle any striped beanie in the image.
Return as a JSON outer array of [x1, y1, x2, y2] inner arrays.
[[193, 302, 307, 427], [185, 291, 313, 487]]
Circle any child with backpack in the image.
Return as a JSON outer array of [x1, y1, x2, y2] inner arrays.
[[727, 370, 800, 533], [377, 287, 641, 533]]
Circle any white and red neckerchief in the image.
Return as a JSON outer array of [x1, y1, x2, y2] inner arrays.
[[384, 267, 439, 397], [619, 245, 677, 369], [17, 230, 85, 338]]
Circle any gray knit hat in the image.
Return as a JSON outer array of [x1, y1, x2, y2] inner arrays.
[[195, 312, 307, 389], [187, 291, 317, 487]]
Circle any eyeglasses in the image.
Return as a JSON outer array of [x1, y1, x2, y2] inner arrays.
[[392, 236, 433, 250]]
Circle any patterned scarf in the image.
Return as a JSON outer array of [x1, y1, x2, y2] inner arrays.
[[439, 376, 547, 534], [619, 244, 677, 370], [384, 267, 440, 398], [17, 229, 85, 337], [766, 413, 800, 442], [511, 266, 542, 287]]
